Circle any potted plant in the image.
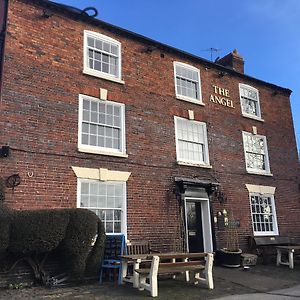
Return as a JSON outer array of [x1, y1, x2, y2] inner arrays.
[[218, 210, 242, 268]]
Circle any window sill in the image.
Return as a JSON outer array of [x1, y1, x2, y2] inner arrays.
[[253, 232, 279, 237], [177, 161, 212, 169], [83, 69, 125, 85], [78, 147, 128, 158], [246, 170, 273, 177], [176, 95, 205, 106], [242, 114, 264, 122]]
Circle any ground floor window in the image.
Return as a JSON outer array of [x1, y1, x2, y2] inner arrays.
[[249, 193, 278, 236], [78, 179, 126, 234]]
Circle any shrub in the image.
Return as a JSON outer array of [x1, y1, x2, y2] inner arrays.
[[0, 204, 105, 281]]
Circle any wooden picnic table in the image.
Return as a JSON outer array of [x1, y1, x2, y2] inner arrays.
[[121, 252, 212, 291], [276, 245, 300, 269]]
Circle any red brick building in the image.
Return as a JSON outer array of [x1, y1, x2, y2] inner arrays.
[[1, 0, 299, 252]]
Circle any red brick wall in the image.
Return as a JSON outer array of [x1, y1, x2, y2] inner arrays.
[[1, 0, 299, 250]]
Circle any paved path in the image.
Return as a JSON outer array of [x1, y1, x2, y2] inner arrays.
[[213, 284, 300, 299]]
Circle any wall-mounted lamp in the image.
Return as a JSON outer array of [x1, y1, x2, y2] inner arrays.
[[214, 189, 227, 204], [0, 146, 10, 158]]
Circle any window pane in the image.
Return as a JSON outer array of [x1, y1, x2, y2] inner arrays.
[[106, 210, 113, 220], [95, 40, 102, 50], [94, 61, 101, 71], [87, 37, 94, 47], [106, 222, 113, 233], [80, 195, 89, 207], [114, 222, 121, 233], [111, 45, 118, 55], [90, 196, 97, 207], [81, 134, 89, 145], [81, 182, 89, 194]]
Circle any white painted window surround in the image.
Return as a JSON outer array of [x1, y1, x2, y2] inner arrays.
[[78, 94, 127, 157], [83, 30, 124, 84], [242, 131, 271, 176], [239, 83, 263, 121], [174, 62, 203, 105], [246, 185, 278, 236], [249, 192, 278, 236], [73, 166, 131, 236], [174, 116, 210, 167]]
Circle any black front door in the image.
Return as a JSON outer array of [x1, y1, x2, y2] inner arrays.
[[186, 201, 204, 252]]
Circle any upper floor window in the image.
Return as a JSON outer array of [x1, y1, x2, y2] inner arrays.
[[78, 94, 126, 157], [250, 193, 278, 236], [83, 30, 123, 83], [239, 84, 262, 120], [174, 62, 203, 105], [78, 179, 126, 234], [174, 117, 210, 166], [242, 132, 271, 175]]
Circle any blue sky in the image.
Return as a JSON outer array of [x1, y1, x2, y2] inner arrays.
[[54, 0, 300, 154]]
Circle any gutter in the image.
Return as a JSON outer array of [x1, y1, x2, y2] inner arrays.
[[0, 0, 9, 102]]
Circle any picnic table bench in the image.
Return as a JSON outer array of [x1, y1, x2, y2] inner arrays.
[[122, 252, 214, 298], [248, 236, 300, 264], [276, 245, 300, 269]]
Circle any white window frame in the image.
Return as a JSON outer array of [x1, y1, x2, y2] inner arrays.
[[77, 178, 127, 236], [239, 83, 263, 121], [83, 30, 124, 84], [242, 131, 271, 175], [78, 94, 127, 157], [174, 116, 210, 167], [173, 62, 203, 105], [249, 192, 278, 236]]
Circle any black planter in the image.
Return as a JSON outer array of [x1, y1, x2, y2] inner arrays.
[[218, 248, 242, 268]]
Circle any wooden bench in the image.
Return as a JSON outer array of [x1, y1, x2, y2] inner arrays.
[[248, 236, 300, 263], [135, 253, 214, 297], [122, 241, 159, 287], [126, 240, 159, 255], [276, 245, 300, 269]]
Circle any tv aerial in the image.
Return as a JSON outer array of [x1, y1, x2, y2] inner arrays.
[[202, 48, 221, 62]]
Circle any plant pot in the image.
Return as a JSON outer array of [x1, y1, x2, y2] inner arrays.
[[218, 248, 242, 268]]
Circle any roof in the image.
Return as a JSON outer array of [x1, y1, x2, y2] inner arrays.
[[23, 0, 292, 94]]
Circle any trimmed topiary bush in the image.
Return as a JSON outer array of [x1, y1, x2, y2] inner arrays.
[[0, 204, 106, 283]]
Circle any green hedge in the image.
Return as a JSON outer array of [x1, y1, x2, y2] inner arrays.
[[0, 205, 105, 278]]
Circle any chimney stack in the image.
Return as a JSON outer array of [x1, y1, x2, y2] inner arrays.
[[217, 49, 244, 74]]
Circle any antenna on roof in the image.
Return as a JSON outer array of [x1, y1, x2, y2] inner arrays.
[[202, 48, 221, 62]]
